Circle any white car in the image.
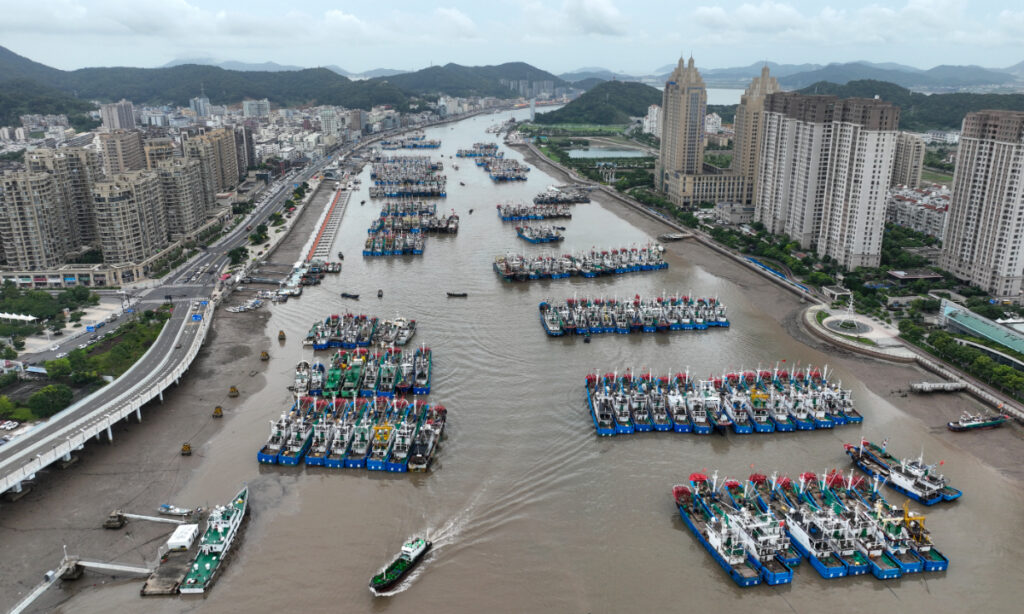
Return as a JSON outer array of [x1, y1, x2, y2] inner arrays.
[[49, 345, 60, 351]]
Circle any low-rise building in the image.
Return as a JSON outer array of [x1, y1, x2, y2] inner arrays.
[[886, 185, 949, 238]]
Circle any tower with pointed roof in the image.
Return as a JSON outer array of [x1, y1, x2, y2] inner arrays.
[[656, 57, 707, 189]]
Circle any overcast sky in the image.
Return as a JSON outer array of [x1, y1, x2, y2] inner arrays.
[[2, 0, 1023, 74]]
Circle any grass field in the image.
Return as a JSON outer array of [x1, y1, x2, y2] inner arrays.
[[921, 168, 953, 185]]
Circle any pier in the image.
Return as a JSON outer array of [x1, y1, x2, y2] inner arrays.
[[11, 549, 155, 614], [305, 188, 351, 262]]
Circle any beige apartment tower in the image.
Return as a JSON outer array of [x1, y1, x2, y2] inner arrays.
[[100, 129, 146, 174], [145, 138, 178, 169], [890, 132, 925, 188], [26, 147, 103, 248], [0, 172, 71, 269], [755, 93, 900, 269], [156, 158, 206, 240], [941, 110, 1024, 301], [657, 57, 706, 190], [731, 66, 781, 204], [91, 171, 168, 265]]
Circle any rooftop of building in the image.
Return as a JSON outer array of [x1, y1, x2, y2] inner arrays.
[[943, 299, 1024, 356], [888, 268, 943, 281]]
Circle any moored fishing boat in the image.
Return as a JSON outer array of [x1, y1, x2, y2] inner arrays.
[[409, 405, 446, 471], [673, 476, 762, 587], [947, 411, 1010, 432], [845, 439, 961, 505]]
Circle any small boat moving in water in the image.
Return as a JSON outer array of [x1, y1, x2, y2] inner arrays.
[[369, 536, 432, 594], [446, 292, 468, 298], [341, 292, 360, 300], [947, 411, 1010, 432]]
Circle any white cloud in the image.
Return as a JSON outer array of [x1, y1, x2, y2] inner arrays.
[[690, 0, 1016, 48], [435, 7, 482, 40], [521, 0, 628, 39]]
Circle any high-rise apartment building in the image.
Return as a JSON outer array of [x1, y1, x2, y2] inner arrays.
[[941, 110, 1024, 301], [189, 96, 211, 118], [656, 57, 706, 189], [242, 99, 271, 119], [184, 128, 239, 197], [755, 93, 900, 268], [91, 171, 168, 265], [99, 99, 136, 131], [233, 125, 256, 175], [99, 129, 146, 174], [0, 172, 71, 269], [183, 136, 217, 211], [642, 105, 660, 137], [731, 66, 781, 205], [25, 147, 103, 248], [156, 158, 206, 240], [891, 132, 926, 188], [144, 137, 178, 169]]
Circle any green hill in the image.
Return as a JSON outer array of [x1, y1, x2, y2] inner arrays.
[[373, 62, 567, 98], [0, 79, 98, 130], [533, 81, 661, 125], [797, 79, 1024, 131], [0, 45, 408, 110]]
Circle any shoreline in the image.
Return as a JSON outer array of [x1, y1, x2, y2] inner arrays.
[[3, 108, 1023, 613]]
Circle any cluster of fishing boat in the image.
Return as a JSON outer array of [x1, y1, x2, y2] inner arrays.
[[369, 155, 446, 199], [364, 231, 426, 256], [516, 224, 564, 244], [380, 132, 440, 150], [539, 294, 728, 337], [673, 468, 949, 587], [493, 244, 667, 282], [303, 314, 416, 350], [455, 142, 500, 158], [533, 186, 591, 205], [368, 211, 459, 234], [257, 394, 447, 472], [225, 298, 263, 313], [379, 200, 437, 217], [496, 202, 572, 221], [485, 158, 530, 182], [584, 366, 863, 436], [845, 439, 962, 505], [291, 345, 432, 399]]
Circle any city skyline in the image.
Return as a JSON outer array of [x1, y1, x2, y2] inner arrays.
[[2, 0, 1023, 74]]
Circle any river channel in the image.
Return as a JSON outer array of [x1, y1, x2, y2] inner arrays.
[[33, 109, 1024, 613]]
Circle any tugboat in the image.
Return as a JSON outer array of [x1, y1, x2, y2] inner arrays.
[[947, 411, 1010, 432], [369, 536, 432, 594]]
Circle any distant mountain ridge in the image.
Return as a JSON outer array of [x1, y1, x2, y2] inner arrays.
[[159, 57, 408, 79], [780, 62, 1017, 89]]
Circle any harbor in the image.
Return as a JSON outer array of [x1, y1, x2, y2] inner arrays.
[[6, 108, 1024, 614]]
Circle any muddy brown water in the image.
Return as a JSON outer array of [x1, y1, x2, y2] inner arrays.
[[5, 109, 1023, 613]]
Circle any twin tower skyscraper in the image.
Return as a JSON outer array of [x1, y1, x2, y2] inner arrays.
[[656, 57, 902, 270]]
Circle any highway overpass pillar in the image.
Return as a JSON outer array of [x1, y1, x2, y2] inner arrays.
[[11, 481, 22, 493], [106, 425, 113, 441], [135, 408, 142, 422], [159, 390, 164, 402], [62, 452, 71, 462]]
